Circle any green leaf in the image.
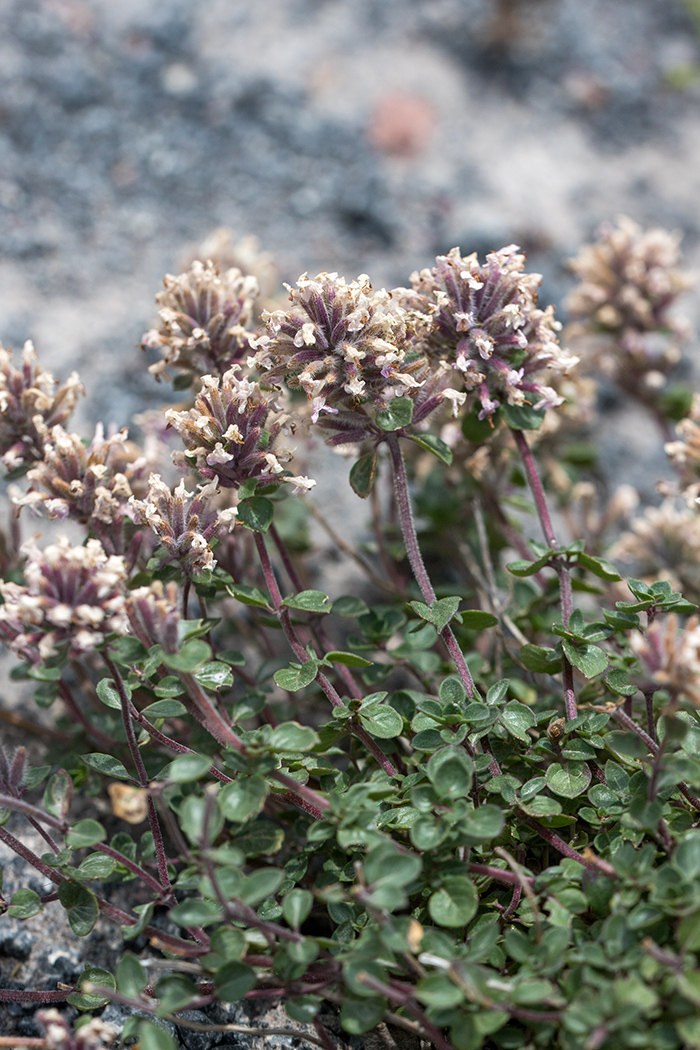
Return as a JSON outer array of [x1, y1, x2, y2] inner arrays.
[[169, 898, 224, 927], [605, 669, 637, 697], [74, 853, 116, 881], [427, 747, 474, 800], [66, 819, 106, 849], [108, 636, 148, 666], [375, 396, 414, 431], [501, 402, 545, 430], [359, 702, 404, 739], [286, 996, 322, 1024], [81, 753, 132, 781], [500, 701, 536, 742], [273, 659, 319, 692], [237, 496, 274, 532], [457, 609, 498, 629], [226, 582, 271, 609], [416, 973, 464, 1008], [282, 590, 333, 613], [429, 876, 478, 927], [166, 752, 212, 782], [331, 595, 370, 617], [349, 452, 378, 499], [58, 881, 99, 936], [458, 804, 505, 844], [519, 644, 561, 673], [575, 552, 621, 581], [240, 867, 285, 907], [141, 698, 188, 718], [116, 952, 148, 998], [122, 901, 154, 941], [546, 762, 592, 798], [410, 595, 461, 632], [506, 550, 554, 576], [137, 1020, 177, 1050], [283, 888, 313, 929], [95, 678, 125, 710], [219, 775, 269, 823], [195, 661, 233, 690], [153, 676, 185, 698], [562, 638, 608, 678], [407, 433, 453, 465], [215, 960, 257, 1002], [154, 974, 199, 1016], [269, 722, 320, 751], [8, 888, 42, 919], [162, 638, 211, 673], [67, 966, 116, 1010], [324, 650, 373, 668], [340, 996, 387, 1035], [43, 769, 73, 819]]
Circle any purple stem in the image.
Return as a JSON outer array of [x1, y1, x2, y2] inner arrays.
[[386, 433, 477, 701], [611, 706, 700, 813], [511, 428, 577, 721], [519, 812, 616, 875], [180, 670, 331, 817], [468, 861, 533, 887], [0, 825, 64, 886], [103, 653, 173, 900], [254, 532, 399, 778]]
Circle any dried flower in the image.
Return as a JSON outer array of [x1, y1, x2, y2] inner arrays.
[[143, 260, 260, 382], [0, 536, 129, 661], [15, 425, 148, 555], [165, 366, 314, 492], [566, 216, 693, 389], [0, 341, 84, 473], [129, 473, 236, 577], [251, 271, 427, 424], [630, 614, 700, 705], [408, 245, 576, 421], [125, 580, 180, 654]]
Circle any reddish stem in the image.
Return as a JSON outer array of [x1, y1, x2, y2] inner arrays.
[[511, 428, 577, 721]]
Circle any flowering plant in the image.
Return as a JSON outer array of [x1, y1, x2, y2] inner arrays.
[[1, 223, 700, 1050]]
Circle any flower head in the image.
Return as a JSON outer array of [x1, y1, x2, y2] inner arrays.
[[630, 614, 700, 705], [15, 425, 148, 555], [0, 536, 129, 661], [251, 271, 426, 422], [166, 365, 313, 492], [129, 474, 237, 577], [664, 394, 700, 504], [566, 216, 693, 388], [609, 499, 700, 605], [0, 341, 84, 473], [408, 246, 576, 421], [143, 260, 260, 382], [126, 580, 180, 654]]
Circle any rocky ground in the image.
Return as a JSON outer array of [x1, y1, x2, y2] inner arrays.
[[2, 0, 700, 1044]]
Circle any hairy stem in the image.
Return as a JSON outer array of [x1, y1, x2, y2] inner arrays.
[[511, 428, 577, 721]]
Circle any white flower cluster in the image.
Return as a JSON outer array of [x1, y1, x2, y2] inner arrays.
[[0, 536, 129, 660]]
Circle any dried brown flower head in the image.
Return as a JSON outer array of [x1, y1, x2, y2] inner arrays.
[[165, 366, 314, 492], [129, 473, 237, 577], [0, 341, 84, 473], [664, 393, 700, 503], [142, 260, 260, 382], [408, 245, 576, 421], [0, 536, 129, 661]]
